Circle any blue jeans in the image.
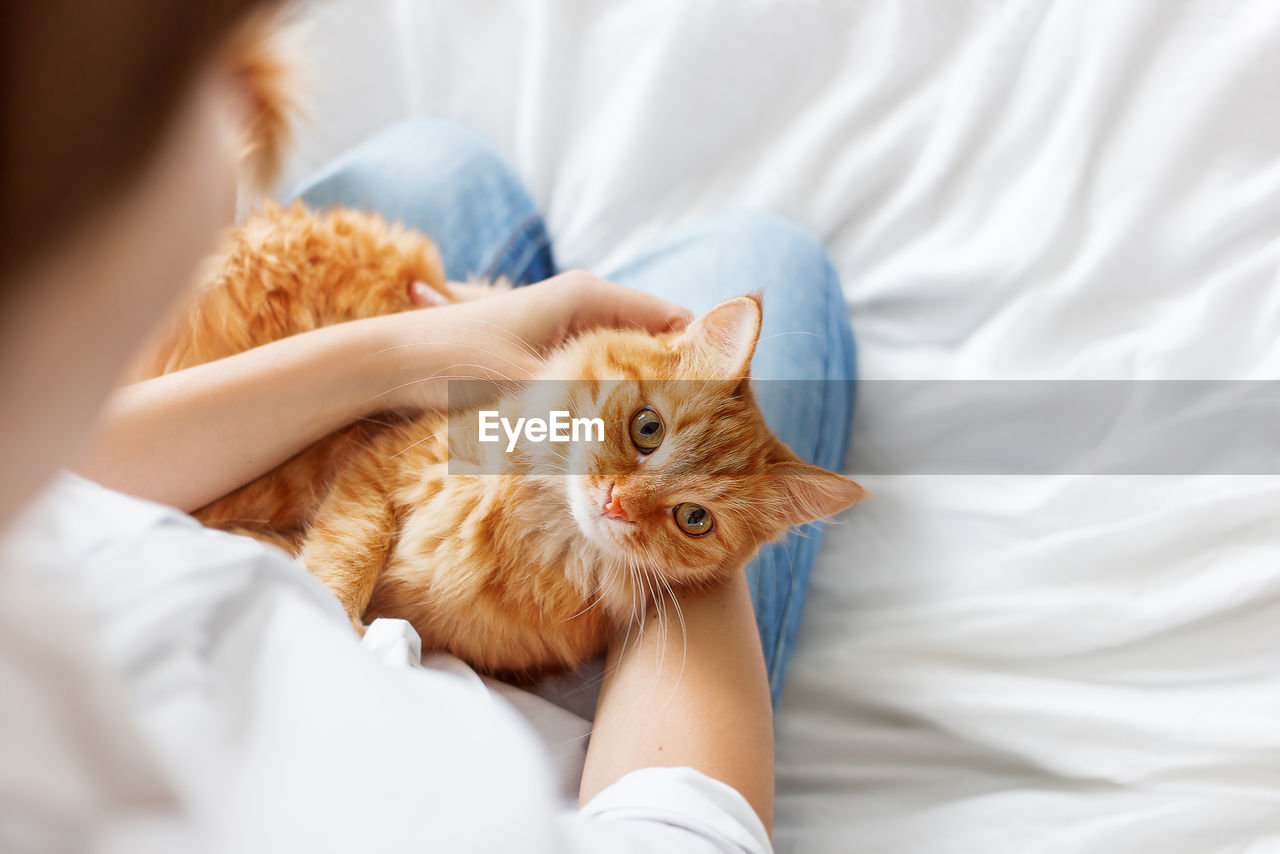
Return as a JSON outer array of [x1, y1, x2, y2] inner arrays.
[[291, 119, 857, 709]]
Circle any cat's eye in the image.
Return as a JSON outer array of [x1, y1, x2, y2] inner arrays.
[[629, 408, 665, 453], [673, 503, 713, 536]]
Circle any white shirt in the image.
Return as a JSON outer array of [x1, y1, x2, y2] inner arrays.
[[0, 474, 771, 854]]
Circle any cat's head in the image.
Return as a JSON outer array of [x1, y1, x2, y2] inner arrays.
[[553, 295, 864, 594]]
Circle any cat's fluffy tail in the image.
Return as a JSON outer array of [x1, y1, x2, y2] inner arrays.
[[223, 9, 297, 194]]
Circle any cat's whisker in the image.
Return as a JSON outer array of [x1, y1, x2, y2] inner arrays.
[[638, 562, 663, 674], [623, 558, 656, 706], [654, 572, 674, 703], [561, 579, 606, 622], [351, 414, 402, 428], [451, 319, 543, 359], [615, 561, 639, 664], [451, 319, 544, 363], [365, 374, 514, 410], [386, 422, 485, 459], [652, 568, 688, 713], [755, 330, 821, 345], [365, 358, 527, 406], [633, 559, 648, 630], [425, 364, 528, 398], [631, 559, 671, 709], [627, 563, 653, 701], [359, 326, 543, 368], [423, 342, 539, 382], [642, 564, 675, 704], [649, 569, 669, 677]]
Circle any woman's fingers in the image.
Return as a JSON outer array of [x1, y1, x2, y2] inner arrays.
[[418, 270, 693, 335], [405, 271, 692, 374], [592, 281, 694, 334], [556, 271, 693, 335], [383, 271, 702, 410]]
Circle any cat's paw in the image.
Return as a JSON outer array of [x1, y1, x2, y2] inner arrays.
[[453, 275, 514, 297], [411, 277, 512, 306], [410, 280, 452, 306]]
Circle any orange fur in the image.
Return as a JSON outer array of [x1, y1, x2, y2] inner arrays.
[[222, 9, 296, 192], [146, 207, 863, 678], [347, 309, 866, 678], [137, 201, 450, 541]]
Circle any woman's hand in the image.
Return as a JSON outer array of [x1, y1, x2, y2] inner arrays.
[[429, 270, 692, 348], [375, 271, 693, 411]]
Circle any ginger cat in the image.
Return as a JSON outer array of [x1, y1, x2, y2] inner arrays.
[[347, 294, 866, 676], [144, 206, 862, 679]]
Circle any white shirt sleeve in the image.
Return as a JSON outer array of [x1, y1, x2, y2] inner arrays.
[[570, 767, 773, 854], [0, 474, 774, 854]]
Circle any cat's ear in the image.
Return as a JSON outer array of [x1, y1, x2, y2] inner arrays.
[[675, 295, 762, 380], [772, 462, 865, 525]]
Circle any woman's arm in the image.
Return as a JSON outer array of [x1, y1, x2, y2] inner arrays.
[[580, 571, 775, 833], [78, 272, 691, 511], [79, 310, 469, 512]]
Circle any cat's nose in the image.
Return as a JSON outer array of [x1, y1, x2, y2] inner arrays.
[[603, 484, 630, 521]]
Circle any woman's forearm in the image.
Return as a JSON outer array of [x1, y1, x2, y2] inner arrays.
[[77, 314, 408, 512], [580, 572, 775, 833], [75, 275, 688, 514]]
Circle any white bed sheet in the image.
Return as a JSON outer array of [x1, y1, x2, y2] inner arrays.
[[276, 1, 1280, 850]]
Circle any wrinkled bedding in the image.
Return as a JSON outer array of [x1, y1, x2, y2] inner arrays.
[[277, 2, 1280, 850]]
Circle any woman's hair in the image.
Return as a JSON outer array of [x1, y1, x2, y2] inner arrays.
[[1, 0, 273, 279]]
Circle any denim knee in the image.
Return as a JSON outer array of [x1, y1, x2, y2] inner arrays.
[[703, 209, 820, 247], [352, 119, 521, 203], [697, 209, 831, 271], [291, 118, 554, 282]]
